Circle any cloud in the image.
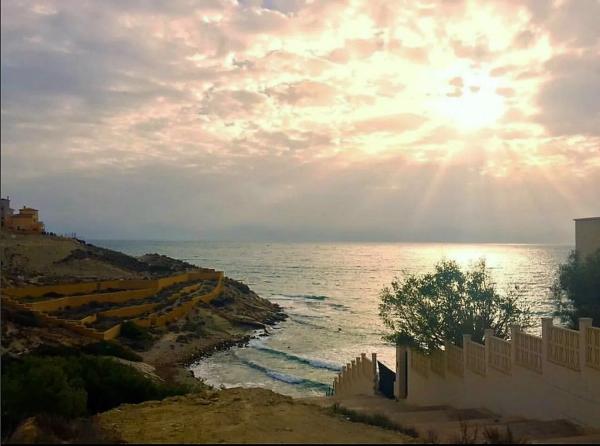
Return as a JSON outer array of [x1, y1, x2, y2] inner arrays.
[[496, 87, 516, 97], [199, 89, 267, 118], [535, 52, 600, 136], [265, 80, 338, 106], [450, 38, 493, 61], [351, 114, 427, 134], [1, 0, 599, 242]]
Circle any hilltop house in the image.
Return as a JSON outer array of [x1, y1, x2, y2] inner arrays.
[[0, 197, 45, 233]]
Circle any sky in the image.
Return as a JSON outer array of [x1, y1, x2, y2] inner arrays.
[[1, 0, 599, 242]]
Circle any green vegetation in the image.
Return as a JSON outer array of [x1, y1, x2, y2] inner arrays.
[[329, 403, 418, 438], [1, 354, 188, 438], [552, 249, 600, 328], [379, 259, 532, 351], [483, 425, 528, 444], [8, 309, 41, 327], [81, 340, 143, 361], [119, 320, 154, 350], [34, 341, 142, 362]]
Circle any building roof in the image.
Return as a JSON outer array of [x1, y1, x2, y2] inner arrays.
[[20, 207, 38, 212], [11, 214, 35, 219], [574, 217, 600, 222]]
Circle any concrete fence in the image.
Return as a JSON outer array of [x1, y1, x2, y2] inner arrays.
[[332, 352, 378, 397], [396, 317, 600, 428]]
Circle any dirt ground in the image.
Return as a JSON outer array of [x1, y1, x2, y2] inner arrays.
[[97, 387, 415, 444]]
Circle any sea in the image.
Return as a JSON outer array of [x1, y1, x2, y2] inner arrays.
[[92, 241, 571, 398]]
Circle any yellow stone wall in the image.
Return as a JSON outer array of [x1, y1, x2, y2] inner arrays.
[[97, 302, 159, 319], [134, 272, 224, 328], [29, 288, 158, 312], [3, 279, 153, 299], [1, 270, 225, 341]]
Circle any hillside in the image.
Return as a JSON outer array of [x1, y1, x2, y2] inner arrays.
[[0, 231, 286, 373], [0, 231, 197, 287]]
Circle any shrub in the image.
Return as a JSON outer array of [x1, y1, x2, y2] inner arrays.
[[9, 309, 41, 327], [81, 340, 142, 361], [379, 259, 532, 350], [552, 249, 600, 328], [32, 341, 142, 362], [119, 321, 154, 351], [330, 403, 418, 437], [2, 356, 87, 437], [1, 354, 187, 439]]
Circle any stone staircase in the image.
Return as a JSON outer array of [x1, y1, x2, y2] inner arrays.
[[301, 394, 600, 444]]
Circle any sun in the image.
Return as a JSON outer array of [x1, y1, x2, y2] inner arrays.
[[433, 71, 507, 131]]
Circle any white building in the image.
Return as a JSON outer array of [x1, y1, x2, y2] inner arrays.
[[574, 217, 600, 260]]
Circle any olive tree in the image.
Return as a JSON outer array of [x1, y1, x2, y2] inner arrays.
[[379, 259, 532, 351]]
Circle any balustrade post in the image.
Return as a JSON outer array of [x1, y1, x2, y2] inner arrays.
[[345, 363, 351, 391], [510, 325, 520, 368], [579, 318, 593, 371], [541, 317, 553, 373], [360, 353, 368, 378], [396, 345, 407, 399], [463, 334, 471, 372], [484, 328, 494, 368]]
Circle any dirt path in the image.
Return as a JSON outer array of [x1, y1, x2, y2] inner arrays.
[[97, 388, 415, 444]]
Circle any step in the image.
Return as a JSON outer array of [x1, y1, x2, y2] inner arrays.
[[410, 416, 528, 444], [317, 394, 450, 414], [532, 433, 600, 443], [382, 407, 492, 426], [498, 419, 583, 441]]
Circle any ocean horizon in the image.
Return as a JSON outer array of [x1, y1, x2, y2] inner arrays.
[[92, 240, 572, 398]]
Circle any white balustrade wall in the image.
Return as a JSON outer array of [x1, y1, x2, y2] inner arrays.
[[332, 352, 378, 397], [397, 317, 600, 428]]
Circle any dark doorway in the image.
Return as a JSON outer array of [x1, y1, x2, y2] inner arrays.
[[377, 361, 396, 399]]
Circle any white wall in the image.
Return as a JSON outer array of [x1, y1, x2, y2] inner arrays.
[[333, 352, 378, 397], [398, 318, 600, 428]]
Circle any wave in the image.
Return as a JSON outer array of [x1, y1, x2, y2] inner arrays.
[[252, 344, 342, 372], [271, 294, 329, 301], [329, 303, 350, 311], [288, 316, 326, 329], [238, 357, 331, 391]]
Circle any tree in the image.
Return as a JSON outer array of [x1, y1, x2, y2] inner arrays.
[[552, 249, 600, 328], [379, 259, 532, 351]]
